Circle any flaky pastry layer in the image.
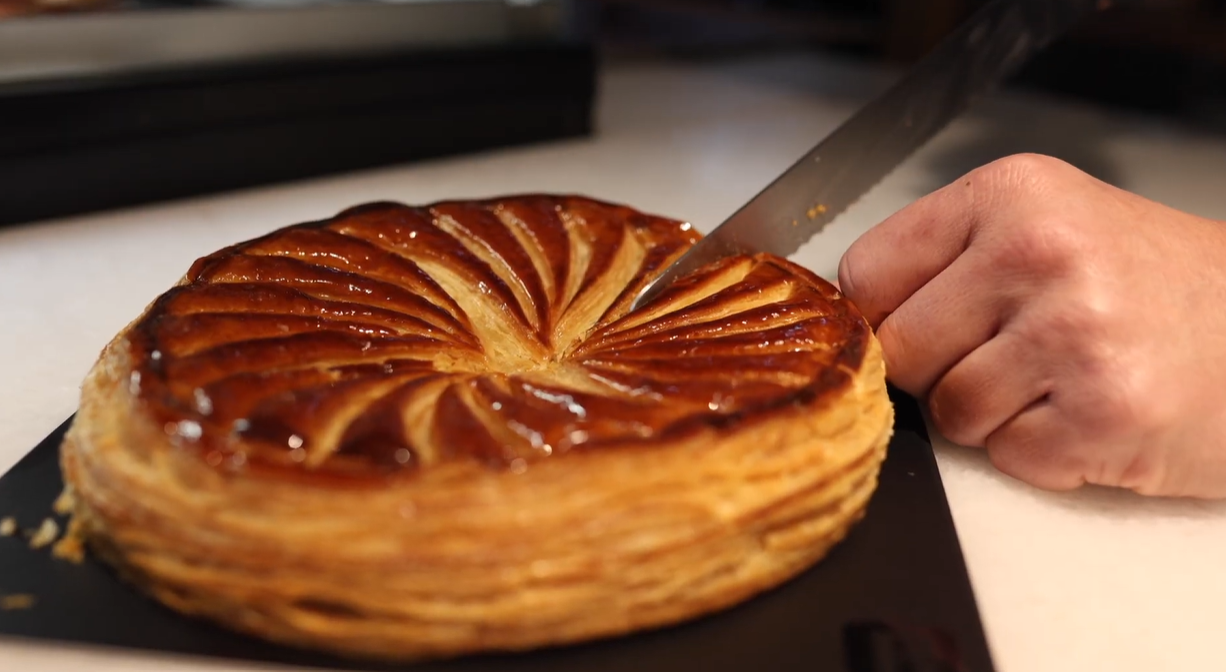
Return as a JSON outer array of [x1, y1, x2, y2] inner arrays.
[[60, 195, 893, 661]]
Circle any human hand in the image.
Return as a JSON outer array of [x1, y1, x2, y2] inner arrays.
[[838, 153, 1226, 498]]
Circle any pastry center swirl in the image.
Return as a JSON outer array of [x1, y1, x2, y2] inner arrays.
[[126, 196, 867, 479]]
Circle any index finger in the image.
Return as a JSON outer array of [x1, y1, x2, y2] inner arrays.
[[837, 173, 981, 327]]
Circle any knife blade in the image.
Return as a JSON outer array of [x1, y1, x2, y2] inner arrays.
[[630, 0, 1103, 312]]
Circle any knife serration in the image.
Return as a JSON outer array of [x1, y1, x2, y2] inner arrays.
[[631, 0, 1102, 311]]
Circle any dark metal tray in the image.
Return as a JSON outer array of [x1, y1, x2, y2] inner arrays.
[[0, 42, 595, 228], [0, 386, 994, 671]]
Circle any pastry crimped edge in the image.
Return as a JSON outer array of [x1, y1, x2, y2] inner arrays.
[[60, 293, 893, 663]]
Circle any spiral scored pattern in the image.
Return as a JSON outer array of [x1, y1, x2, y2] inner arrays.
[[128, 195, 871, 480]]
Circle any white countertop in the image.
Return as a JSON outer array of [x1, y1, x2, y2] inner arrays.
[[3, 52, 1226, 672]]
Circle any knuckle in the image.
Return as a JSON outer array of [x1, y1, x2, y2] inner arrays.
[[994, 215, 1085, 276], [1015, 292, 1169, 464], [1041, 291, 1113, 346], [1072, 367, 1155, 437], [969, 153, 1088, 276], [1053, 343, 1167, 463], [979, 153, 1069, 191], [1026, 315, 1140, 436]]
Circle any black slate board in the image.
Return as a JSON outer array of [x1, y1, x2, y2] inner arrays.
[[0, 387, 994, 672]]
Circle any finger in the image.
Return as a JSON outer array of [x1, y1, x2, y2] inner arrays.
[[985, 401, 1088, 492], [838, 153, 1065, 327], [874, 250, 1005, 396], [927, 328, 1053, 448], [838, 176, 978, 327]]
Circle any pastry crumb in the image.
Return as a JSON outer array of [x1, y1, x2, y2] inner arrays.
[[27, 518, 59, 549], [52, 486, 75, 516], [51, 516, 85, 564], [0, 516, 15, 537], [0, 594, 35, 610]]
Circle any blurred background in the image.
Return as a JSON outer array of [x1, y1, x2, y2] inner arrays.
[[589, 0, 1226, 125], [2, 0, 1224, 226]]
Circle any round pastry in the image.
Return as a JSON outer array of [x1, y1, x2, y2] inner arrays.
[[60, 195, 893, 661]]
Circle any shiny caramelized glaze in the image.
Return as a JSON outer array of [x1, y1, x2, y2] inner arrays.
[[126, 195, 869, 481]]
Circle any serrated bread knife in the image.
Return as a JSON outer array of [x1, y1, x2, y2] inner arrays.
[[631, 0, 1104, 311]]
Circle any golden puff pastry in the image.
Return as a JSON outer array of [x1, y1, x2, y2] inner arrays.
[[60, 195, 893, 661]]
